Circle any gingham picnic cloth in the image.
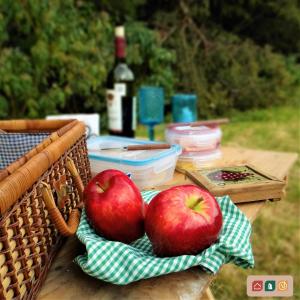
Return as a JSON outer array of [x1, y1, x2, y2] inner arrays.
[[75, 190, 254, 285], [0, 133, 49, 169]]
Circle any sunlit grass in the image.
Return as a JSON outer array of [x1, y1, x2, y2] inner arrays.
[[212, 106, 300, 300], [137, 105, 299, 299]]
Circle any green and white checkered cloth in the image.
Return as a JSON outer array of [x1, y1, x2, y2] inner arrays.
[[75, 191, 254, 285]]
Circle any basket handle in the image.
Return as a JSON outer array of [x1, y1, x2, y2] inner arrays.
[[41, 156, 85, 236], [66, 156, 84, 200]]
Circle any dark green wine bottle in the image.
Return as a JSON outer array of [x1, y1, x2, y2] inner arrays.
[[106, 26, 136, 137]]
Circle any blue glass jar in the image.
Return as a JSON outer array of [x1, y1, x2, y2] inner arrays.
[[172, 94, 197, 123]]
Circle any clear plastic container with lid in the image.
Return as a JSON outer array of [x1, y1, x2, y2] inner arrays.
[[165, 124, 222, 153], [87, 136, 181, 189]]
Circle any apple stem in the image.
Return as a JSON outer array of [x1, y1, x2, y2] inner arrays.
[[189, 197, 204, 210], [96, 182, 105, 193]]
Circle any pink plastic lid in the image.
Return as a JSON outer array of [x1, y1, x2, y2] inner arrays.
[[166, 124, 220, 135], [166, 125, 222, 153]]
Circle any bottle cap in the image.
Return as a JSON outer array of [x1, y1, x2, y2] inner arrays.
[[115, 26, 125, 38]]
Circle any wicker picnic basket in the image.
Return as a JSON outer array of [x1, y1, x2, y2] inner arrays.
[[0, 120, 91, 299]]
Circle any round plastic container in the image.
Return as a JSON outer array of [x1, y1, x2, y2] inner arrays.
[[176, 149, 222, 172], [165, 125, 222, 153]]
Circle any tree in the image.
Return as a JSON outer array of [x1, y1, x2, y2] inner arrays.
[[0, 0, 175, 124]]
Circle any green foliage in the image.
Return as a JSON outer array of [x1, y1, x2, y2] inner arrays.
[[209, 0, 300, 54], [0, 0, 175, 125], [149, 1, 299, 117], [126, 22, 176, 100], [0, 0, 111, 118], [92, 0, 146, 23], [195, 35, 295, 116], [145, 0, 300, 54], [0, 0, 299, 122], [285, 55, 300, 104]]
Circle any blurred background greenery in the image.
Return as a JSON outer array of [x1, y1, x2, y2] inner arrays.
[[0, 1, 299, 299], [0, 0, 299, 125]]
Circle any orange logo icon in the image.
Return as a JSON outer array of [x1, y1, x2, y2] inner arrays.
[[278, 280, 288, 291]]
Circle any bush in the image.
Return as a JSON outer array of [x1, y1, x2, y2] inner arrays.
[[0, 1, 111, 118], [0, 0, 298, 123], [149, 1, 299, 117], [185, 33, 295, 116], [209, 0, 300, 55], [0, 0, 175, 127]]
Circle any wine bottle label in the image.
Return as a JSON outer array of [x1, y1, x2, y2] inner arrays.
[[106, 83, 126, 131], [115, 83, 126, 95]]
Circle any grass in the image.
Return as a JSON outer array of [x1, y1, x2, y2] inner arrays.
[[137, 105, 300, 299], [210, 106, 300, 300]]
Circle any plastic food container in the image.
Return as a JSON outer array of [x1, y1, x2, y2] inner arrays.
[[176, 149, 222, 172], [165, 125, 222, 153], [87, 136, 182, 189]]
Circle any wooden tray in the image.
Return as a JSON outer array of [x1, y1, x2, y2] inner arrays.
[[186, 164, 285, 203]]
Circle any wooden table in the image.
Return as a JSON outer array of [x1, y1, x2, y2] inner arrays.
[[38, 147, 297, 300]]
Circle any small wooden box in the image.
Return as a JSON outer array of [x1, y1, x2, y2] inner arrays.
[[186, 165, 285, 203]]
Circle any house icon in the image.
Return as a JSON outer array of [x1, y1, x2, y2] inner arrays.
[[252, 280, 263, 292]]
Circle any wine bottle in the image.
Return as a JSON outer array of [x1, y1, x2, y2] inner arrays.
[[106, 26, 136, 137]]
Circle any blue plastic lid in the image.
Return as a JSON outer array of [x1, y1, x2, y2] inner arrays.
[[87, 136, 182, 166]]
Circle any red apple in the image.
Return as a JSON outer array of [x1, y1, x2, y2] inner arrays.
[[84, 169, 145, 243], [145, 185, 222, 256]]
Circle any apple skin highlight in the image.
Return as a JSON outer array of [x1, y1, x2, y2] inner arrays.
[[84, 169, 146, 244], [145, 185, 223, 257]]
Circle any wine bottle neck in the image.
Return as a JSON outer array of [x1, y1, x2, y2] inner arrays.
[[115, 36, 126, 61]]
